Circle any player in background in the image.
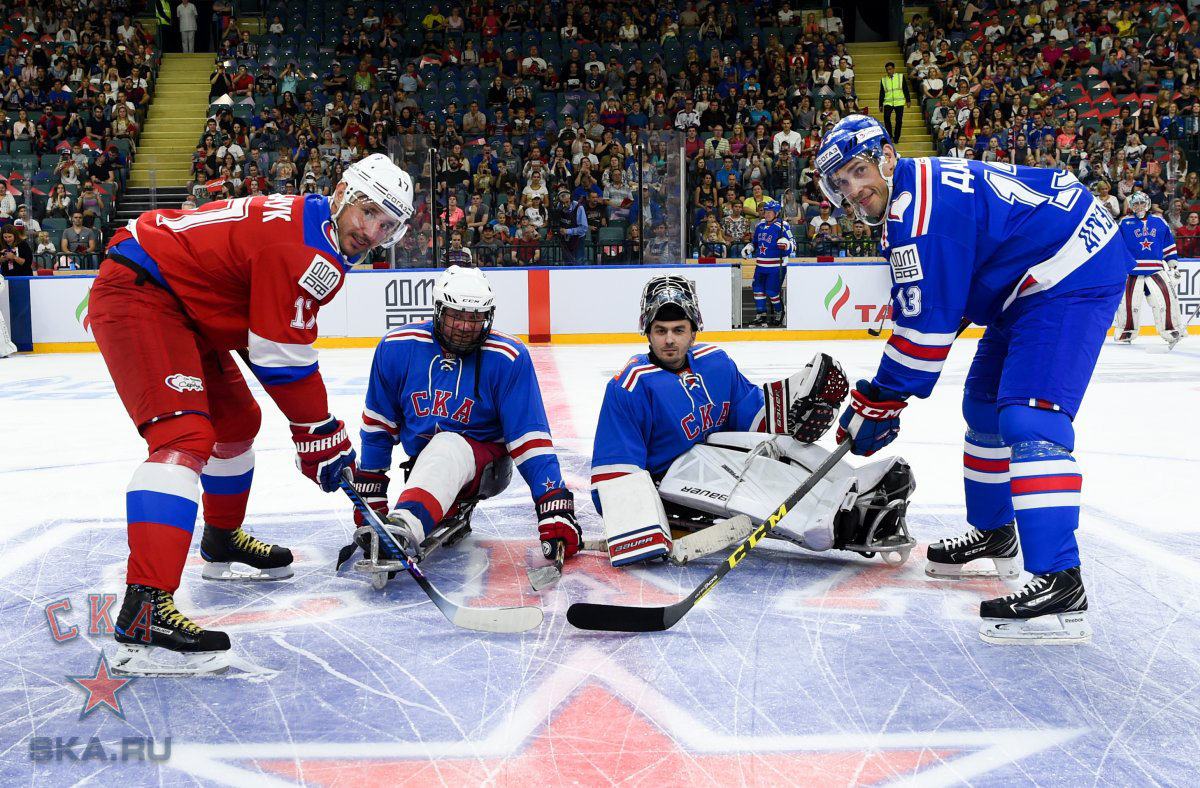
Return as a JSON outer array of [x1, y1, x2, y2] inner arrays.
[[589, 275, 915, 567], [749, 200, 794, 326], [817, 115, 1132, 644], [90, 154, 414, 675], [1114, 191, 1184, 348], [349, 265, 580, 568]]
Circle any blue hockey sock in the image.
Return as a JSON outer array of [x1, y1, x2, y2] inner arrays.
[[962, 395, 1013, 530], [1000, 405, 1080, 574]]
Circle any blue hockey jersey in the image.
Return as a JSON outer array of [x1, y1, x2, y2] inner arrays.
[[752, 219, 795, 266], [876, 157, 1132, 399], [360, 323, 566, 500], [1118, 214, 1178, 275], [590, 343, 766, 509]]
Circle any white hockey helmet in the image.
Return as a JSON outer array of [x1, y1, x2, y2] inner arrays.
[[332, 153, 415, 250], [639, 274, 703, 333], [433, 265, 496, 354], [1129, 191, 1151, 218]]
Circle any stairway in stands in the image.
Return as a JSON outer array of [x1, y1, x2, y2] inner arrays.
[[848, 38, 936, 159], [128, 53, 215, 191]]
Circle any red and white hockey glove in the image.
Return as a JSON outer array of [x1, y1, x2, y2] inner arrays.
[[290, 416, 356, 492], [536, 487, 582, 559], [836, 380, 908, 457], [350, 468, 390, 526]]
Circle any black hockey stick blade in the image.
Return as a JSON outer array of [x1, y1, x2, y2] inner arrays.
[[566, 442, 853, 632], [339, 470, 543, 633]]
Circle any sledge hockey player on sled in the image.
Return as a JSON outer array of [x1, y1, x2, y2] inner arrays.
[[344, 265, 580, 589], [588, 274, 916, 568]]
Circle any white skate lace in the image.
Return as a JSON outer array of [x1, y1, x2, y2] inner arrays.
[[1000, 575, 1048, 602], [938, 528, 985, 550]]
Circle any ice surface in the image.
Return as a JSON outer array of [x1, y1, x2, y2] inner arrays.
[[2, 337, 1199, 786]]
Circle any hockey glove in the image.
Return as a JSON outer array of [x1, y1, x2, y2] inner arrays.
[[290, 416, 357, 492], [351, 468, 390, 526], [536, 487, 582, 559], [836, 380, 908, 457], [763, 352, 849, 443]]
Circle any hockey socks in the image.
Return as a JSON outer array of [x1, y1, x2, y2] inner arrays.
[[200, 442, 254, 529], [1000, 405, 1081, 575], [126, 459, 201, 591]]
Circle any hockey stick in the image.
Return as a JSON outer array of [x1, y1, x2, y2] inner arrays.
[[339, 470, 544, 633], [527, 540, 565, 591], [565, 441, 852, 632]]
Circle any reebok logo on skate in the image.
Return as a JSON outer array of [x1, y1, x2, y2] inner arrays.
[[164, 374, 203, 392]]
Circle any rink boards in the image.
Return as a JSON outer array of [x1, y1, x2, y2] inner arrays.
[[6, 259, 1200, 351]]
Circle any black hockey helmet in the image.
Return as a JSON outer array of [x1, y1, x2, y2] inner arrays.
[[639, 274, 704, 334]]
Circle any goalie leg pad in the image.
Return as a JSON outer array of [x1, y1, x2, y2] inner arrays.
[[598, 471, 672, 566], [1144, 271, 1183, 343], [762, 353, 849, 443]]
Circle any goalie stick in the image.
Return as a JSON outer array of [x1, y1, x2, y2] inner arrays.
[[340, 470, 544, 633], [565, 442, 852, 632]]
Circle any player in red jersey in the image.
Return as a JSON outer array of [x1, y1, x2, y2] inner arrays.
[[90, 154, 414, 676]]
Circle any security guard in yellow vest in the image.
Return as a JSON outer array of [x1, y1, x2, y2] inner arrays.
[[878, 61, 910, 143]]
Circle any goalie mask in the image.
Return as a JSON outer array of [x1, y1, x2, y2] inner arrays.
[[639, 274, 704, 333], [433, 265, 496, 355], [1129, 191, 1151, 219], [331, 153, 415, 255]]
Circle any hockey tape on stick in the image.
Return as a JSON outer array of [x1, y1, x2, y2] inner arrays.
[[527, 540, 566, 591], [340, 469, 543, 633]]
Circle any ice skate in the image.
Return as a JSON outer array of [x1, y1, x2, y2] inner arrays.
[[979, 567, 1091, 645], [925, 522, 1020, 580], [749, 313, 769, 327], [1113, 332, 1133, 344], [112, 584, 231, 676], [768, 312, 783, 327], [200, 525, 294, 580], [1166, 330, 1184, 351]]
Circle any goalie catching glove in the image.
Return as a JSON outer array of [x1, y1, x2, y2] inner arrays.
[[536, 487, 581, 558], [762, 352, 849, 443], [290, 416, 356, 491], [836, 381, 908, 456]]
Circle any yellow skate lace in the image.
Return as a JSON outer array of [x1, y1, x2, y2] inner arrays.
[[230, 528, 273, 558], [155, 593, 203, 636]]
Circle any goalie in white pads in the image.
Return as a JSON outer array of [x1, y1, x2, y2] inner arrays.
[[589, 274, 916, 567]]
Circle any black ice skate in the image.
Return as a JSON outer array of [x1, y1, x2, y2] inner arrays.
[[978, 567, 1091, 645], [925, 522, 1020, 580], [200, 525, 294, 581], [768, 312, 783, 327], [750, 313, 769, 327], [112, 584, 231, 676]]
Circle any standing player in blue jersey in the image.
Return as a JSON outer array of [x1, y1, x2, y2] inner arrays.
[[750, 200, 795, 326], [589, 274, 916, 567], [816, 114, 1133, 644], [349, 266, 581, 566], [1114, 192, 1184, 348]]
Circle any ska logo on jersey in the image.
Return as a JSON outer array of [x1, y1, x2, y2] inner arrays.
[[164, 374, 204, 392]]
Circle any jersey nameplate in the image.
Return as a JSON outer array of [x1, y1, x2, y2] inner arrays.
[[299, 255, 341, 300], [889, 243, 923, 282]]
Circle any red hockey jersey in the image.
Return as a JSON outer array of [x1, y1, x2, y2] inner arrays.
[[106, 194, 350, 421]]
